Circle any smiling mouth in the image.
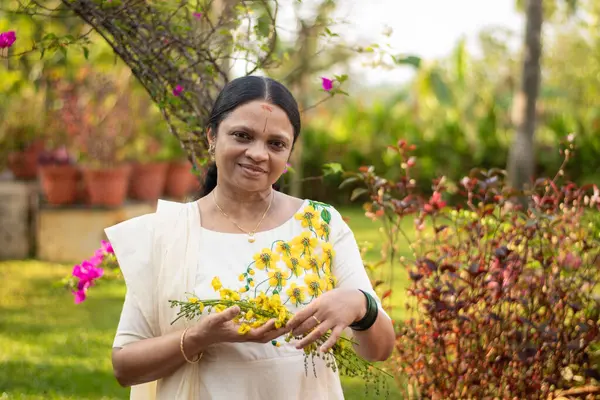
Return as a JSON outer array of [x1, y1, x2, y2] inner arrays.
[[239, 164, 267, 173]]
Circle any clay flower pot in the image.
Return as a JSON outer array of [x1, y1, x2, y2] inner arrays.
[[6, 140, 45, 180], [129, 162, 169, 202], [39, 164, 80, 206], [165, 160, 198, 199], [81, 165, 131, 207]]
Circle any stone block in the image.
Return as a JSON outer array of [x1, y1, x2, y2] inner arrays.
[[37, 202, 155, 263], [0, 180, 39, 260]]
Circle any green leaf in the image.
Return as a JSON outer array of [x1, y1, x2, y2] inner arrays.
[[323, 162, 343, 175], [321, 209, 332, 225], [350, 188, 368, 201], [339, 176, 359, 189], [83, 47, 89, 60], [393, 55, 421, 69]]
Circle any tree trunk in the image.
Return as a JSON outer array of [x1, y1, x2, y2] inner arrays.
[[507, 0, 543, 192], [289, 23, 312, 198]]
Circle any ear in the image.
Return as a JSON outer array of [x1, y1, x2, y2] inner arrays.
[[207, 127, 215, 145]]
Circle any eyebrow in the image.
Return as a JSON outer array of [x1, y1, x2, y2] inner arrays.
[[229, 124, 292, 143]]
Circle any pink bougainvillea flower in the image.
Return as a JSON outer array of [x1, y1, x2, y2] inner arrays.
[[72, 261, 104, 285], [172, 85, 184, 97], [321, 77, 333, 92], [0, 31, 16, 49], [100, 239, 114, 254], [73, 289, 86, 304], [283, 163, 290, 174], [193, 12, 203, 19]]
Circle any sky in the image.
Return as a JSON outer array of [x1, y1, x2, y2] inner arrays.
[[333, 0, 525, 85], [231, 1, 525, 86]]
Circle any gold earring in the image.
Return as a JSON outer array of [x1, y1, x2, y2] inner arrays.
[[208, 144, 215, 158]]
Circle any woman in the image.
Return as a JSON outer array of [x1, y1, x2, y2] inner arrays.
[[106, 75, 395, 399]]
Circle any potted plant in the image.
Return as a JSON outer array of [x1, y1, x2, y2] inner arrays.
[[1, 97, 46, 180], [162, 132, 201, 200], [38, 146, 79, 206], [65, 70, 133, 207], [124, 103, 170, 202], [36, 100, 81, 206]]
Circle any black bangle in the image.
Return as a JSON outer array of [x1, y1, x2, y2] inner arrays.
[[349, 289, 378, 331]]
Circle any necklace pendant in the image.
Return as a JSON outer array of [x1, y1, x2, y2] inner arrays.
[[248, 235, 256, 243]]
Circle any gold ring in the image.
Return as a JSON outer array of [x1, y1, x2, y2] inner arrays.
[[312, 315, 321, 325]]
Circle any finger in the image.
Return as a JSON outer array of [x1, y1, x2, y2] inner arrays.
[[213, 305, 240, 324], [286, 300, 319, 331], [319, 325, 344, 353], [295, 320, 333, 350], [248, 319, 276, 340], [291, 314, 320, 337], [260, 326, 292, 344]]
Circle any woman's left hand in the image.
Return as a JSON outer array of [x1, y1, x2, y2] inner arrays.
[[285, 288, 366, 353]]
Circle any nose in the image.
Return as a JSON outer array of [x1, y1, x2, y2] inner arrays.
[[245, 140, 269, 162]]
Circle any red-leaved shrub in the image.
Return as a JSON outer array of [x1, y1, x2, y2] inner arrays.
[[345, 137, 600, 399]]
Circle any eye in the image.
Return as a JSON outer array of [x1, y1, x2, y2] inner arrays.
[[232, 131, 251, 141], [269, 141, 286, 150]]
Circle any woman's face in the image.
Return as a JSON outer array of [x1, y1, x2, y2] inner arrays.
[[210, 100, 295, 193]]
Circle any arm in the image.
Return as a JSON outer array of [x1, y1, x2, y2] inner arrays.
[[112, 301, 290, 387]]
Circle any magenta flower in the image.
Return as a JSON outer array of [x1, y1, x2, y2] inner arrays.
[[101, 239, 114, 254], [0, 31, 16, 49], [172, 85, 184, 97], [73, 289, 87, 304], [283, 163, 290, 174], [321, 77, 333, 92], [193, 12, 203, 19]]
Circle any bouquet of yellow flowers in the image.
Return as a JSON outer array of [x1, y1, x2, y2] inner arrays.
[[170, 274, 392, 398]]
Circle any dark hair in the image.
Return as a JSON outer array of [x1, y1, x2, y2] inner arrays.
[[199, 75, 301, 197]]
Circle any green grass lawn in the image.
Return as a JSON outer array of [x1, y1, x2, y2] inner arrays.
[[0, 207, 410, 399]]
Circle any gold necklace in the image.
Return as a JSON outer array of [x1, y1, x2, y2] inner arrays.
[[212, 189, 274, 243]]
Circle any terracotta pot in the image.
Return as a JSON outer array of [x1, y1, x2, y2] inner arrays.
[[39, 164, 80, 206], [165, 161, 198, 199], [129, 162, 169, 201], [81, 165, 131, 207]]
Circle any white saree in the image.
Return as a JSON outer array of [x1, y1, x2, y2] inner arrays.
[[105, 200, 203, 399], [106, 199, 387, 399]]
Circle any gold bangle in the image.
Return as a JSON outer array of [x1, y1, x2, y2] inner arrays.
[[180, 327, 202, 364]]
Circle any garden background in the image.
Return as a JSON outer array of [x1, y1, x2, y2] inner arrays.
[[1, 0, 599, 399]]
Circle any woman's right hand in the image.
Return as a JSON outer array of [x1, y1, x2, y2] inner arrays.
[[190, 306, 291, 348]]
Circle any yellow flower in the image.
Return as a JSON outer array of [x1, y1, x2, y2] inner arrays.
[[238, 324, 251, 335], [211, 277, 222, 291], [249, 279, 255, 287], [323, 274, 337, 291], [219, 289, 241, 301], [304, 273, 326, 297], [251, 320, 264, 328], [246, 309, 254, 320], [295, 205, 320, 228], [239, 286, 249, 293], [268, 268, 291, 287], [321, 242, 335, 262], [238, 273, 245, 282], [286, 283, 307, 305], [188, 297, 199, 304], [291, 231, 318, 252], [316, 222, 331, 240], [305, 255, 320, 272], [248, 269, 255, 276], [215, 304, 226, 312], [283, 255, 305, 277], [275, 240, 293, 255], [253, 248, 280, 270]]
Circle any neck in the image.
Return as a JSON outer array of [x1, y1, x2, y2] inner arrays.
[[213, 183, 273, 218]]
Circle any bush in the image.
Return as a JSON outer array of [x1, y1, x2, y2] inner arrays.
[[345, 138, 600, 399]]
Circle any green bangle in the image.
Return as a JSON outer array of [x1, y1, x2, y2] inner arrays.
[[349, 289, 378, 331]]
